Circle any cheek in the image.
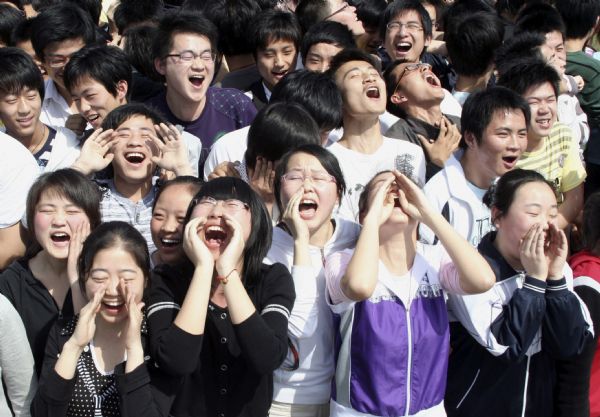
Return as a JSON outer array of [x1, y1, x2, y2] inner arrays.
[[150, 218, 162, 235], [33, 213, 50, 239], [67, 214, 89, 231], [85, 280, 104, 299]]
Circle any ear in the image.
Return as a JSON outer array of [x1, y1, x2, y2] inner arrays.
[[390, 92, 407, 105], [154, 57, 166, 76], [424, 34, 432, 48], [491, 206, 502, 229], [463, 131, 478, 149], [116, 80, 128, 102]]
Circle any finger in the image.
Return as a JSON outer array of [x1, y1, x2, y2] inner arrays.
[[416, 134, 433, 149], [534, 225, 546, 256], [253, 158, 263, 181], [222, 213, 242, 240], [520, 224, 536, 253]]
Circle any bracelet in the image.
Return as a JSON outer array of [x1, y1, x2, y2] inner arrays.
[[216, 269, 237, 285]]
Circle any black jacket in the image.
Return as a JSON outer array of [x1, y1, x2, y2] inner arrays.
[[147, 261, 295, 417], [445, 232, 593, 417], [0, 258, 74, 377]]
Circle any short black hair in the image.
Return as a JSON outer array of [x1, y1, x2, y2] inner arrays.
[[274, 144, 347, 214], [383, 58, 411, 117], [122, 24, 163, 82], [445, 11, 504, 77], [25, 0, 61, 12], [327, 47, 381, 80], [0, 4, 25, 46], [515, 2, 565, 37], [251, 9, 302, 55], [101, 103, 166, 131], [442, 0, 494, 34], [483, 169, 556, 214], [271, 69, 343, 132], [11, 15, 33, 45], [78, 221, 151, 296], [380, 0, 432, 40], [153, 176, 203, 212], [461, 86, 531, 148], [64, 45, 132, 100], [1, 0, 23, 10], [153, 9, 219, 61], [113, 0, 164, 35], [356, 0, 387, 29], [295, 0, 331, 34], [186, 177, 273, 287], [496, 58, 560, 99], [494, 31, 546, 78], [300, 20, 356, 63], [245, 102, 321, 171], [26, 168, 102, 256], [30, 4, 97, 61], [495, 0, 526, 20], [0, 47, 44, 99], [202, 0, 263, 56], [65, 0, 102, 25], [555, 0, 600, 40]]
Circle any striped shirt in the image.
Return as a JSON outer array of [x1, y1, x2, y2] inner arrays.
[[516, 122, 586, 202], [97, 179, 156, 253]]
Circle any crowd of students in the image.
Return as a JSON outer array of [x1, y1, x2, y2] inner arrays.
[[0, 0, 598, 416]]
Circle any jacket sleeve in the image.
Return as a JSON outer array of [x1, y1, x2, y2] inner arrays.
[[447, 275, 547, 362], [541, 277, 594, 359], [285, 265, 320, 339], [146, 271, 204, 377], [233, 263, 296, 375], [0, 294, 36, 417], [115, 360, 181, 417], [31, 323, 76, 417]]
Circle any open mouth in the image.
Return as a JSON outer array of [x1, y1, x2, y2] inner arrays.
[[102, 300, 125, 314], [189, 75, 205, 88], [536, 118, 552, 129], [298, 199, 318, 219], [124, 152, 146, 164], [366, 86, 380, 98], [86, 113, 100, 124], [396, 42, 412, 54], [394, 197, 402, 208], [204, 225, 228, 248], [424, 73, 440, 87], [160, 237, 181, 248], [50, 232, 70, 243], [271, 69, 288, 79], [502, 155, 518, 168]]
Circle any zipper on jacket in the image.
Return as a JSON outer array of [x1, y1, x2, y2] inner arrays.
[[456, 369, 480, 409], [521, 355, 531, 417], [404, 307, 412, 416]]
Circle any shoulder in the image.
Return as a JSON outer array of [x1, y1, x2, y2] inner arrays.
[[207, 87, 255, 114], [0, 259, 31, 285]]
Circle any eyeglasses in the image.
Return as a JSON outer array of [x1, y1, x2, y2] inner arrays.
[[392, 62, 432, 93], [166, 50, 217, 64], [386, 21, 423, 33], [325, 2, 350, 20], [193, 197, 249, 213], [46, 54, 76, 68], [281, 171, 336, 187]]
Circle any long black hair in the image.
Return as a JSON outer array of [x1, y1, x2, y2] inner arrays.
[[185, 177, 272, 287]]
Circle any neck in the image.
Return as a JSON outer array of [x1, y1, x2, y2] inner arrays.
[[225, 54, 255, 72], [12, 122, 47, 152], [94, 317, 127, 342], [460, 151, 495, 189], [454, 72, 491, 93], [378, 227, 417, 275], [55, 81, 73, 106], [526, 134, 544, 152], [165, 88, 207, 121], [338, 114, 383, 153], [405, 105, 443, 126], [564, 37, 588, 53], [308, 219, 334, 247], [493, 232, 523, 271], [32, 250, 68, 280], [113, 176, 153, 202]]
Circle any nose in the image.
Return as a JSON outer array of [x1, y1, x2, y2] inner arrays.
[[105, 275, 120, 296], [79, 98, 90, 113], [17, 97, 31, 114], [51, 210, 67, 226], [161, 215, 178, 233], [207, 201, 225, 218]]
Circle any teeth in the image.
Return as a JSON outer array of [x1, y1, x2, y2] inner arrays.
[[206, 225, 225, 232], [189, 75, 204, 80], [161, 238, 180, 244], [88, 114, 99, 121], [103, 301, 124, 307], [125, 152, 144, 158], [301, 199, 316, 205], [52, 233, 68, 237]]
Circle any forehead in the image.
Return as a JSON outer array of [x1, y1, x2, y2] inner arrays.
[[44, 37, 85, 56], [523, 82, 556, 99], [37, 188, 74, 205], [336, 59, 377, 78], [544, 31, 564, 47], [261, 38, 296, 50], [117, 115, 155, 130], [72, 75, 109, 94], [485, 108, 527, 131], [392, 9, 423, 24], [308, 42, 343, 57], [286, 152, 326, 169], [513, 181, 556, 206], [170, 32, 212, 50]]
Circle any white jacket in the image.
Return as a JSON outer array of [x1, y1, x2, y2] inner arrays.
[[41, 127, 81, 173], [420, 150, 492, 247], [265, 218, 360, 405]]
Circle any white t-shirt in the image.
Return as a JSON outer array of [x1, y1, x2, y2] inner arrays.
[[0, 133, 39, 227], [203, 126, 250, 180], [327, 137, 426, 222]]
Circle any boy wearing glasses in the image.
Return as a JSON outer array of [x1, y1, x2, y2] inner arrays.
[[30, 4, 97, 135], [384, 59, 461, 181], [148, 10, 257, 170]]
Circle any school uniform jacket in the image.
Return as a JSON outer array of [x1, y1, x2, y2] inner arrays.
[[146, 261, 295, 417], [444, 232, 594, 417]]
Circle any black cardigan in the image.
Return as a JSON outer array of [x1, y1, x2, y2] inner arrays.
[[146, 261, 295, 417]]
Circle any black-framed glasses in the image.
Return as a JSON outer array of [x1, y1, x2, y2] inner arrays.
[[192, 196, 249, 213], [281, 171, 337, 188], [166, 50, 216, 64], [392, 62, 432, 94]]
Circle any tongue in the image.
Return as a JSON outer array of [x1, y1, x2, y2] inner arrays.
[[190, 78, 203, 87], [51, 235, 69, 242], [299, 204, 317, 219]]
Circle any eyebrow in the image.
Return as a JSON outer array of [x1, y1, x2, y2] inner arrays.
[[524, 203, 559, 209], [342, 65, 374, 79], [90, 268, 139, 274]]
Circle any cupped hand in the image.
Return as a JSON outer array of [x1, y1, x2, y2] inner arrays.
[[215, 213, 245, 276], [392, 170, 433, 223], [183, 217, 215, 269], [519, 224, 548, 281], [545, 222, 568, 280], [70, 288, 104, 349], [282, 188, 310, 242]]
